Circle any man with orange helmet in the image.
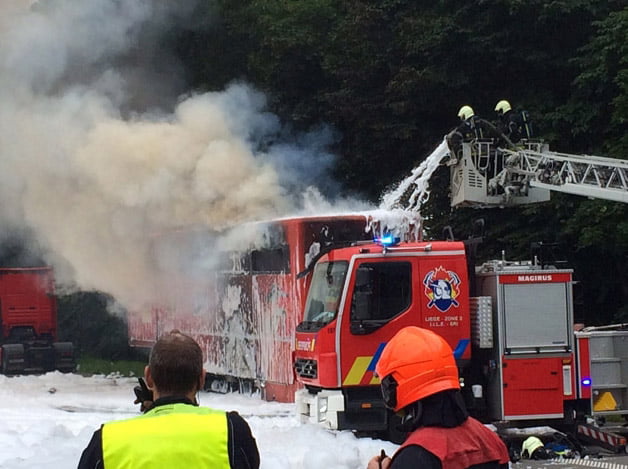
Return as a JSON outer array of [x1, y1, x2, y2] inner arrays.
[[367, 327, 509, 469]]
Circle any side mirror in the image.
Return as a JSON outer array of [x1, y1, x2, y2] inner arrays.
[[351, 266, 373, 327], [352, 291, 371, 321], [355, 266, 371, 288]]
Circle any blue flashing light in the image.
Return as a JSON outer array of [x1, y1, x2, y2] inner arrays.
[[374, 235, 401, 247], [581, 377, 592, 386]]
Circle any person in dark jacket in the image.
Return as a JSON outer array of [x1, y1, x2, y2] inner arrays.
[[494, 99, 534, 144], [447, 105, 477, 158], [447, 105, 505, 158], [366, 327, 509, 469], [78, 330, 260, 469]]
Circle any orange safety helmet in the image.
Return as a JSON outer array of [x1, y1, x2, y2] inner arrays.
[[376, 326, 460, 412]]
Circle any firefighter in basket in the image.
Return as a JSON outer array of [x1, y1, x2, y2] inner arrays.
[[366, 326, 510, 469], [494, 99, 534, 144], [446, 105, 506, 160]]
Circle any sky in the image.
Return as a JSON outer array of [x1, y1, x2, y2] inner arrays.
[[0, 372, 399, 469]]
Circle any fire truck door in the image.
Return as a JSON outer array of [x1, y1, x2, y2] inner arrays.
[[337, 258, 415, 387]]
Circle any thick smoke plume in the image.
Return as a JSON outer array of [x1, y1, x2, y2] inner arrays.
[[0, 0, 344, 309]]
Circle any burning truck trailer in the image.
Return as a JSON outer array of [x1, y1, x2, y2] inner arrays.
[[126, 213, 415, 403]]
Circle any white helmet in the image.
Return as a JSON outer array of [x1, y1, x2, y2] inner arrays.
[[495, 100, 512, 115], [457, 105, 474, 120]]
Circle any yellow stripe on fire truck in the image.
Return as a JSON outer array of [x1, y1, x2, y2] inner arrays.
[[342, 343, 387, 386], [342, 339, 470, 386]]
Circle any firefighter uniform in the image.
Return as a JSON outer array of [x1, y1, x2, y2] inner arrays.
[[494, 99, 534, 144], [394, 416, 510, 469], [370, 327, 510, 469], [78, 397, 259, 469], [447, 105, 504, 159]]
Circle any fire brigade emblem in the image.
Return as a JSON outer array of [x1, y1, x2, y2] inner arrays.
[[423, 266, 461, 312]]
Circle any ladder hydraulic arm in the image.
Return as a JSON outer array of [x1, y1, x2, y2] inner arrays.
[[449, 140, 628, 207], [501, 147, 628, 204]]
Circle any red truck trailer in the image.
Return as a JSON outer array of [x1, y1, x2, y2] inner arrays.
[[126, 214, 403, 402], [0, 267, 75, 374]]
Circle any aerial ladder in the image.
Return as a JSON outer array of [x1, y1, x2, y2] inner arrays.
[[449, 140, 628, 207], [448, 139, 628, 453]]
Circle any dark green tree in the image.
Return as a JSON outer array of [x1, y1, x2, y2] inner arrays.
[[57, 291, 133, 360]]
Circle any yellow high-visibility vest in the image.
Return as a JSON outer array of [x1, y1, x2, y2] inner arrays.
[[103, 403, 230, 469]]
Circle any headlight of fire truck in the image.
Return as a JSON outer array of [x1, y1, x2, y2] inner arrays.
[[318, 396, 328, 422], [295, 388, 344, 430]]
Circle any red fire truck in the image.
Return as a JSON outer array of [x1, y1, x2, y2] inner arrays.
[[294, 140, 628, 447], [292, 235, 586, 440], [0, 267, 75, 374]]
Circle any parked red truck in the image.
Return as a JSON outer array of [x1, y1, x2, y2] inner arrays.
[[0, 267, 75, 374]]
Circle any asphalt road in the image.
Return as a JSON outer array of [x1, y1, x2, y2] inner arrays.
[[513, 448, 628, 469]]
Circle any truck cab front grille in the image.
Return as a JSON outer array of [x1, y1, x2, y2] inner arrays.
[[294, 358, 317, 379]]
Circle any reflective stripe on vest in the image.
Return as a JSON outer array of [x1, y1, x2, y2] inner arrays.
[[399, 417, 509, 469], [102, 403, 230, 469]]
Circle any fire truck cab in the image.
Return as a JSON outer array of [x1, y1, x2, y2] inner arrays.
[[295, 239, 472, 438]]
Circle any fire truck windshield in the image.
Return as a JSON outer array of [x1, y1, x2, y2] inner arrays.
[[301, 261, 348, 329]]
